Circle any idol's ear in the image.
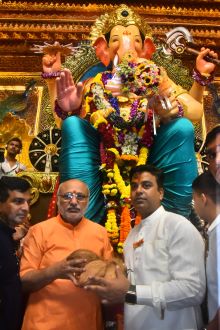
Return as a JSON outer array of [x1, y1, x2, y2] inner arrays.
[[140, 38, 156, 59], [93, 36, 111, 67]]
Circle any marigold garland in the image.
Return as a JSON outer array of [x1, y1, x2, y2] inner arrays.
[[137, 146, 148, 165], [117, 242, 124, 254], [105, 208, 119, 244], [113, 163, 130, 199], [82, 58, 161, 251], [119, 205, 131, 243], [93, 117, 107, 129], [120, 154, 138, 162]]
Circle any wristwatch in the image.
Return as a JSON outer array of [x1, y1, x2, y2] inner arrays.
[[125, 284, 137, 304]]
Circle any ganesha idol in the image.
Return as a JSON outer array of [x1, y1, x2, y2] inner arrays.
[[42, 5, 217, 251]]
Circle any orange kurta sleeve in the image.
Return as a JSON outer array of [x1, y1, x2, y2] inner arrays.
[[20, 221, 45, 276], [20, 216, 112, 330]]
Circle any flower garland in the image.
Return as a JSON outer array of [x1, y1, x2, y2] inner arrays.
[[113, 163, 130, 199], [117, 58, 161, 97], [105, 208, 119, 244], [119, 205, 131, 243], [83, 58, 160, 251], [137, 146, 149, 165]]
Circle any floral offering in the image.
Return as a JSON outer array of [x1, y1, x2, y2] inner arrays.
[[83, 58, 162, 252], [116, 58, 161, 97]]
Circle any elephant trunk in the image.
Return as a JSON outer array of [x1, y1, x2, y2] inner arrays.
[[115, 35, 138, 64]]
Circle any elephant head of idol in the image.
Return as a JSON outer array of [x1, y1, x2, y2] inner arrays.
[[90, 4, 156, 67]]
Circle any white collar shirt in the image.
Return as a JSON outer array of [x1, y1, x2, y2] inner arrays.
[[124, 206, 206, 330], [0, 159, 26, 178], [207, 213, 220, 322]]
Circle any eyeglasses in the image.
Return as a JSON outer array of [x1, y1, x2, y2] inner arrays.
[[58, 192, 88, 202]]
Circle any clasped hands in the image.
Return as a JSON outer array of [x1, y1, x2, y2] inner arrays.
[[50, 251, 87, 282], [83, 265, 130, 304], [54, 249, 129, 304]]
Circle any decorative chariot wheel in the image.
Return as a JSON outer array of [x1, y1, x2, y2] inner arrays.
[[29, 127, 61, 172], [195, 137, 209, 173]]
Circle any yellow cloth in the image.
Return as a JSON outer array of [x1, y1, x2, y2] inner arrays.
[[20, 215, 113, 330]]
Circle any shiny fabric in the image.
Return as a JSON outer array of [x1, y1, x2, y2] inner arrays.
[[59, 116, 104, 222], [20, 215, 113, 330], [149, 117, 198, 218], [59, 114, 197, 222]]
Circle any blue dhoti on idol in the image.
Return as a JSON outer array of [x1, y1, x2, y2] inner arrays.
[[149, 117, 197, 218], [59, 116, 105, 223], [59, 116, 197, 222]]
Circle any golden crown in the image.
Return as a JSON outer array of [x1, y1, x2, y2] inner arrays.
[[90, 5, 152, 44]]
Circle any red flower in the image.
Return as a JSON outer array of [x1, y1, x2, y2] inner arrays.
[[98, 123, 115, 148]]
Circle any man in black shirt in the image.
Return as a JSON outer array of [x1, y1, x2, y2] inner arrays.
[[0, 176, 31, 330]]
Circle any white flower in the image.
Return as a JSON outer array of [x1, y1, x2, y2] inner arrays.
[[121, 132, 139, 155]]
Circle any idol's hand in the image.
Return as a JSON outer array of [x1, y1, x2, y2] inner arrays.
[[196, 47, 218, 74], [42, 42, 62, 73], [148, 71, 180, 122], [105, 83, 123, 97], [56, 69, 83, 113], [148, 93, 179, 123]]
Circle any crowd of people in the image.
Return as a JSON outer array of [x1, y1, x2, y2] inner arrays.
[[0, 4, 219, 330], [0, 126, 220, 330], [0, 123, 219, 330]]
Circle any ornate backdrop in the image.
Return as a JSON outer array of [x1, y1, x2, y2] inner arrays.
[[0, 0, 219, 221]]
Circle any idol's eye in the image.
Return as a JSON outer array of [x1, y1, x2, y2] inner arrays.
[[111, 37, 119, 43]]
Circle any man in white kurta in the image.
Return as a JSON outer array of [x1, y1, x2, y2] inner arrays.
[[124, 205, 205, 330], [206, 214, 220, 322], [85, 164, 206, 330]]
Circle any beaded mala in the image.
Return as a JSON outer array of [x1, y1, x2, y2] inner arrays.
[[41, 71, 61, 79], [192, 69, 215, 86]]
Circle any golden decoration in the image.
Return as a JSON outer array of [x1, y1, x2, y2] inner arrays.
[[64, 44, 100, 83], [44, 144, 58, 156], [29, 127, 61, 172], [0, 112, 32, 147], [90, 4, 152, 44], [31, 42, 77, 56], [0, 112, 34, 169], [30, 187, 39, 206], [17, 171, 59, 204]]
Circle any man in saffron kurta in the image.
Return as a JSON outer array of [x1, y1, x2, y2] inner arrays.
[[20, 179, 113, 330]]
